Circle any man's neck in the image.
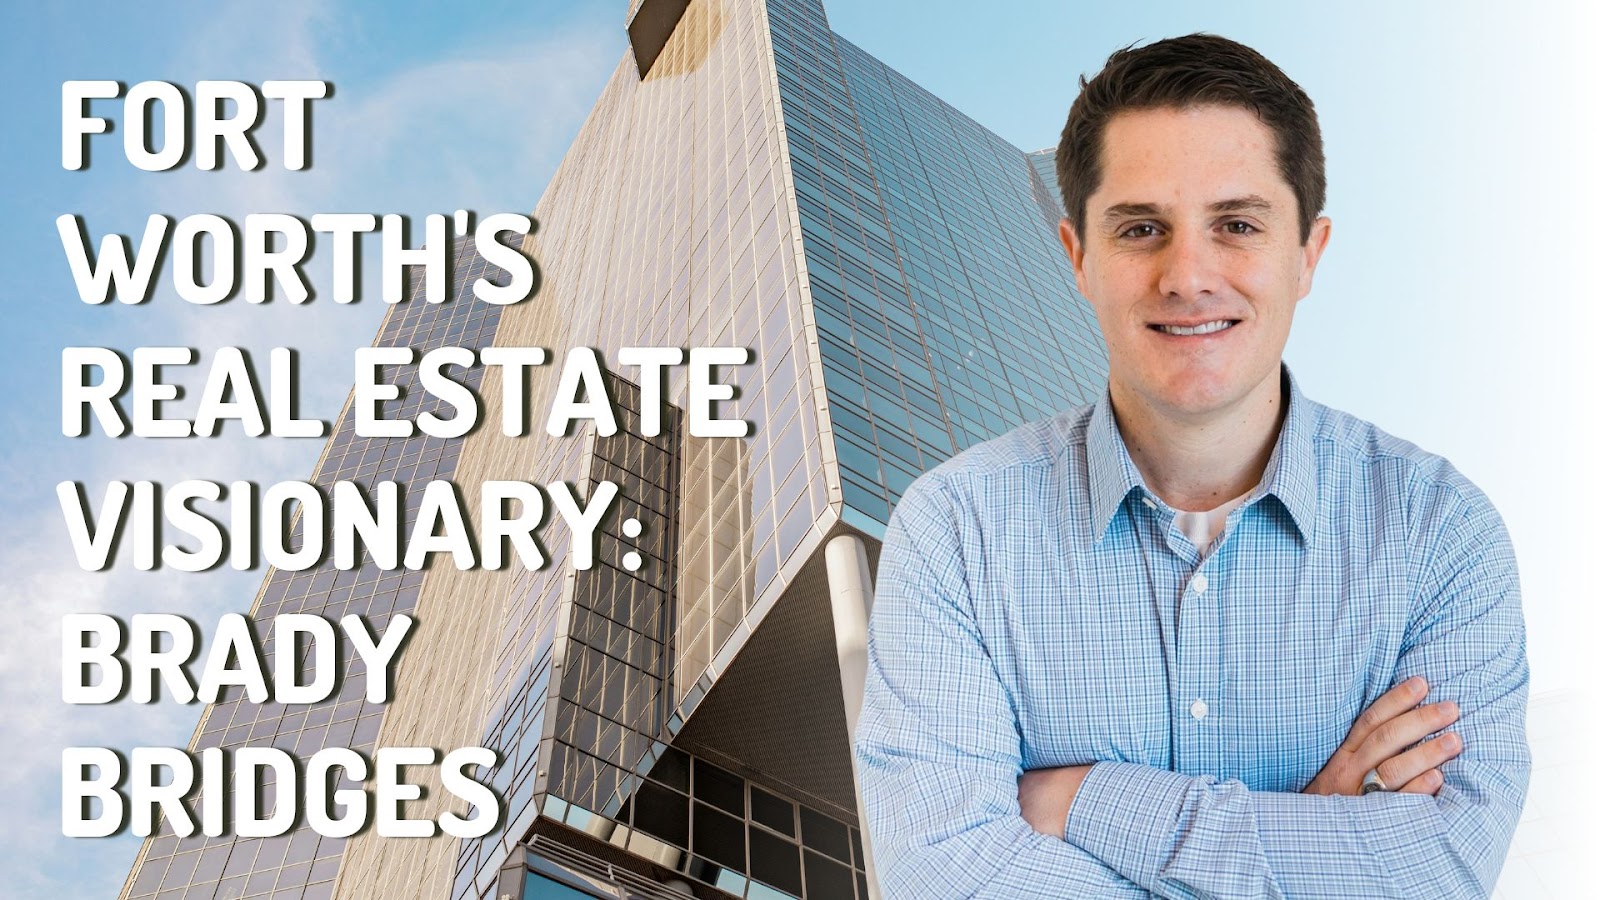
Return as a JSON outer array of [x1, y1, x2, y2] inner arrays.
[[1110, 368, 1287, 512]]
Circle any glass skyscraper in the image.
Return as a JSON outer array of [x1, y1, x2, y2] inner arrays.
[[117, 237, 513, 900], [118, 1, 1105, 898]]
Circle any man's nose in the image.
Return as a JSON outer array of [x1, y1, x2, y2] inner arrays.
[[1156, 228, 1222, 301]]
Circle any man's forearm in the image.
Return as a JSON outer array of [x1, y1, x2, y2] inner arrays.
[[1063, 758, 1527, 899], [860, 742, 1151, 899]]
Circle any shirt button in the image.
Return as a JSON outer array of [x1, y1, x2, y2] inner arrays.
[[1190, 699, 1209, 720], [1191, 573, 1209, 594]]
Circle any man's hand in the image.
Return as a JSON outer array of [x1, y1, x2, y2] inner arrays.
[[1304, 675, 1463, 796], [1018, 764, 1094, 838]]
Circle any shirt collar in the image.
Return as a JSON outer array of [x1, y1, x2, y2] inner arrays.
[[1256, 365, 1319, 543], [1084, 364, 1319, 544], [1086, 392, 1145, 542]]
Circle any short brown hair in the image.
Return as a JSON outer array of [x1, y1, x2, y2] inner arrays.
[[1056, 34, 1325, 244]]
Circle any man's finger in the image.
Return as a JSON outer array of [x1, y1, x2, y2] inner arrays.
[[1373, 732, 1462, 793], [1359, 701, 1460, 770], [1397, 768, 1444, 795], [1341, 676, 1428, 752]]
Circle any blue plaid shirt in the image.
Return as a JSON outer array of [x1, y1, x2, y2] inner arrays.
[[857, 369, 1529, 899]]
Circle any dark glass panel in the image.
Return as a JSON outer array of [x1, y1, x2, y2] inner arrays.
[[803, 849, 855, 899], [632, 782, 689, 849], [650, 746, 690, 792], [748, 828, 802, 897], [692, 802, 746, 873], [750, 787, 795, 837], [693, 758, 745, 816], [799, 807, 851, 864]]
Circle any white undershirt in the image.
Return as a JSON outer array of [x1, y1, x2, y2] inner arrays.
[[1172, 489, 1253, 554]]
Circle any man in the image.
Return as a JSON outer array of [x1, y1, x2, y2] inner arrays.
[[855, 34, 1529, 899]]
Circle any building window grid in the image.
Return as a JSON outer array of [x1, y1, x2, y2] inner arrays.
[[766, 19, 1108, 523], [141, 0, 1110, 896], [457, 4, 831, 895], [126, 237, 514, 900], [539, 747, 870, 900]]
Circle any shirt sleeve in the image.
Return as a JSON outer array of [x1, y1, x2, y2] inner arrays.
[[855, 476, 1151, 899], [1063, 483, 1530, 899]]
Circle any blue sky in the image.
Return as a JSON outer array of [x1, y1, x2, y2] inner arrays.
[[3, 1, 1595, 896]]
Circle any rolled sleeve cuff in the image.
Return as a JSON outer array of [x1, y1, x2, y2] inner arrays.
[[1065, 762, 1196, 888]]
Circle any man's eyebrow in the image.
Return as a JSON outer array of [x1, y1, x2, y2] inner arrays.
[[1100, 202, 1163, 224], [1099, 196, 1277, 223], [1097, 196, 1279, 232], [1211, 195, 1274, 214]]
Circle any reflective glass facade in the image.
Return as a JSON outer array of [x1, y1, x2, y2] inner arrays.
[[768, 0, 1104, 530], [432, 2, 1104, 898], [1027, 147, 1065, 221], [118, 238, 512, 900], [120, 2, 1107, 899], [546, 374, 680, 821], [385, 1, 840, 894]]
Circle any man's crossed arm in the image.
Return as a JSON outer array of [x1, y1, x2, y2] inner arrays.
[[856, 479, 1529, 899], [1021, 674, 1466, 840], [1017, 675, 1491, 898]]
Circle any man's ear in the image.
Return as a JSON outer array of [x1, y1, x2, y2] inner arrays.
[[1059, 218, 1088, 296], [1297, 216, 1332, 300]]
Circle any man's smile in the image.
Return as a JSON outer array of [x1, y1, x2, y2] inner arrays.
[[1148, 318, 1240, 336]]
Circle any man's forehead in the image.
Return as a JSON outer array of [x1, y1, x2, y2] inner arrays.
[[1090, 105, 1291, 212], [1099, 102, 1272, 148]]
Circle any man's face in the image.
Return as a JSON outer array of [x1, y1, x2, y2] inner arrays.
[[1060, 104, 1331, 423]]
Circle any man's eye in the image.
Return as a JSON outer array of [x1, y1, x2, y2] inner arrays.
[[1120, 223, 1158, 239], [1224, 221, 1258, 235]]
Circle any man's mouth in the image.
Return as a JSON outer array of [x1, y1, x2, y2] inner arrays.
[[1150, 319, 1238, 336]]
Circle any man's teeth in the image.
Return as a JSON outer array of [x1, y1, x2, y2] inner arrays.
[[1155, 320, 1235, 336]]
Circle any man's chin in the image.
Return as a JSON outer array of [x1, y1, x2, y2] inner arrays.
[[1111, 363, 1275, 420], [1131, 357, 1290, 416], [1141, 377, 1253, 422]]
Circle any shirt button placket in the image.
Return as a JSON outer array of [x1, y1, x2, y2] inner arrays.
[[1188, 571, 1209, 724], [1190, 567, 1219, 776]]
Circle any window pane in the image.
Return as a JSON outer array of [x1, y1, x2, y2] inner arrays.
[[799, 808, 851, 864], [750, 787, 795, 837], [692, 802, 746, 872], [694, 758, 745, 816], [632, 782, 688, 849], [803, 849, 855, 899], [748, 828, 802, 896]]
